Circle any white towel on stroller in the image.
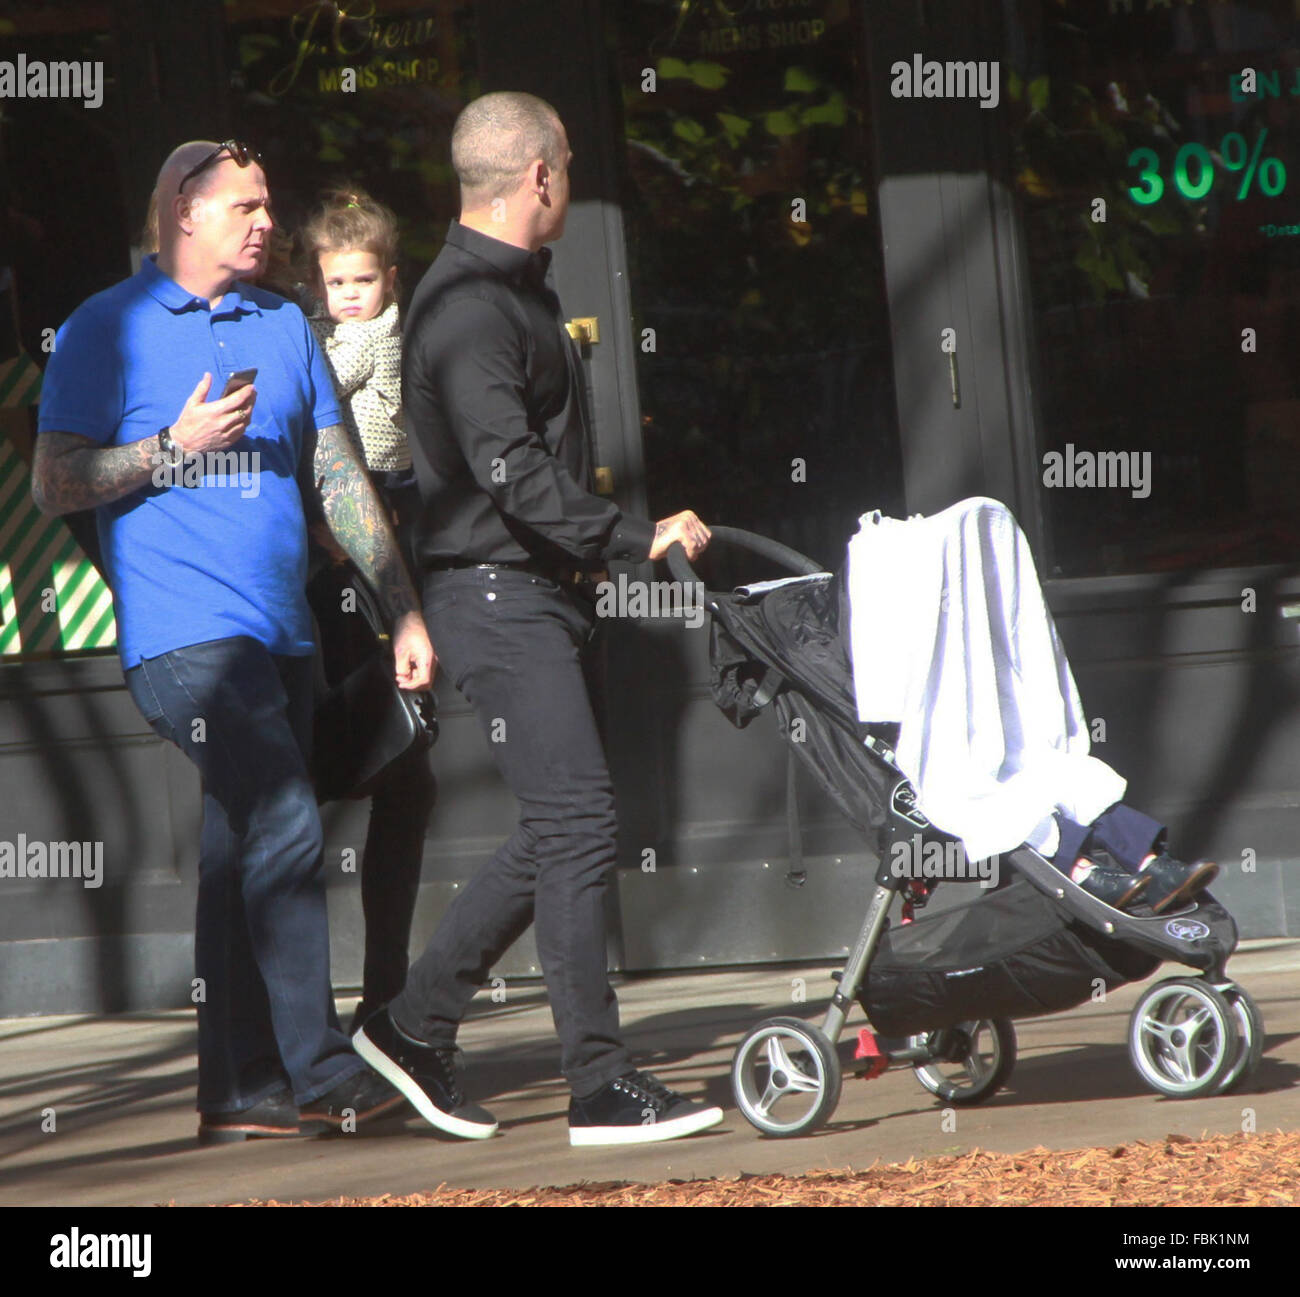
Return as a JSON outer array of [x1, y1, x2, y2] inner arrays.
[[846, 497, 1125, 863]]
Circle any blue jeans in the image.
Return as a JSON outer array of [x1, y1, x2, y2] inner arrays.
[[125, 637, 364, 1112]]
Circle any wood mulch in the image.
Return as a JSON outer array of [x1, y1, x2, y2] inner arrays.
[[235, 1128, 1299, 1207]]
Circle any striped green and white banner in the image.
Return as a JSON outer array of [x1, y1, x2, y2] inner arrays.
[[0, 352, 43, 409], [0, 389, 118, 656]]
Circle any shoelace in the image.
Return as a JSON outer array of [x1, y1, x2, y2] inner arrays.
[[409, 1041, 464, 1107], [613, 1071, 676, 1110], [436, 1047, 467, 1106]]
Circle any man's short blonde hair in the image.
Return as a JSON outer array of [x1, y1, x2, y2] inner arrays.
[[451, 91, 565, 204]]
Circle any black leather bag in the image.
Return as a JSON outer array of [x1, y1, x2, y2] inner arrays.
[[308, 560, 437, 803]]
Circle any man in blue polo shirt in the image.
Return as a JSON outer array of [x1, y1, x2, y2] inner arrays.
[[31, 140, 434, 1143]]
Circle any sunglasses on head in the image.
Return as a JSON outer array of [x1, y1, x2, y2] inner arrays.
[[178, 140, 263, 194]]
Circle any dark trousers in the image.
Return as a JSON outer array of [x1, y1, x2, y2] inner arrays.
[[357, 745, 437, 1010], [1055, 803, 1166, 872], [125, 637, 364, 1112], [387, 566, 630, 1097], [309, 549, 437, 1016]]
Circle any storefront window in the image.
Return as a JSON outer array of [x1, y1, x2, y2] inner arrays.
[[1007, 0, 1300, 576], [223, 0, 478, 295], [1, 1, 125, 656], [610, 0, 903, 577]]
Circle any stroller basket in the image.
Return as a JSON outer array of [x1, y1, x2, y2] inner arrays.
[[859, 876, 1159, 1036]]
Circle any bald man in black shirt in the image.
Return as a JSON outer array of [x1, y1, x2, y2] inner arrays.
[[355, 92, 724, 1146]]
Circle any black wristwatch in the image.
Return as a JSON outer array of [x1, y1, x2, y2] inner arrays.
[[157, 425, 179, 461]]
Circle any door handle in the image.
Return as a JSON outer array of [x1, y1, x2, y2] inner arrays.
[[565, 317, 600, 345]]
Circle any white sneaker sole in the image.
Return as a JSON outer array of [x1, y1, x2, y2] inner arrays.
[[569, 1105, 725, 1147], [353, 1026, 498, 1140]]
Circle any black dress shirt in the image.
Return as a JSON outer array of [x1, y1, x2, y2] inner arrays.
[[402, 220, 656, 572]]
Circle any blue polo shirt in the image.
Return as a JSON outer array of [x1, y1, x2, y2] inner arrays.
[[37, 257, 341, 668]]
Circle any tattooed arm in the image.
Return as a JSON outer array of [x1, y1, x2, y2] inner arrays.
[[302, 422, 434, 689], [32, 430, 163, 515], [31, 373, 255, 517], [304, 422, 418, 619]]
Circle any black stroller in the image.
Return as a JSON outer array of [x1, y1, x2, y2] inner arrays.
[[667, 528, 1265, 1137]]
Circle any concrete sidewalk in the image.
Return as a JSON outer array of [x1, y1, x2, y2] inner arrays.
[[2, 940, 1298, 1207]]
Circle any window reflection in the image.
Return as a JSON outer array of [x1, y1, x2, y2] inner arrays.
[[611, 0, 903, 581], [1008, 0, 1300, 576], [224, 0, 478, 302]]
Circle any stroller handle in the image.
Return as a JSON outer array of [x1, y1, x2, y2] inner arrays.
[[665, 524, 825, 591]]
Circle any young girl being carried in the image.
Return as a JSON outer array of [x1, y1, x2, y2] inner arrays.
[[303, 187, 435, 1033], [304, 188, 409, 488]]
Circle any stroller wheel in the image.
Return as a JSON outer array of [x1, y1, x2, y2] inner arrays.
[[732, 1017, 842, 1136], [1213, 986, 1265, 1095], [909, 1018, 1016, 1105], [1128, 977, 1241, 1099]]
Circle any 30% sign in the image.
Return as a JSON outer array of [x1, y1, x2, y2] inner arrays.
[[1127, 129, 1286, 204]]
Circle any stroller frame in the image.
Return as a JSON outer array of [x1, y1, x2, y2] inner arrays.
[[669, 526, 1264, 1136]]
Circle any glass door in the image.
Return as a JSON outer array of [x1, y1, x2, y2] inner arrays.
[[610, 0, 904, 573], [594, 0, 906, 967]]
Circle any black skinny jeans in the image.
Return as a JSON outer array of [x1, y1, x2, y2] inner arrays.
[[388, 566, 630, 1098]]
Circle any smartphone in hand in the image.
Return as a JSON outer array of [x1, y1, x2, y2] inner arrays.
[[219, 367, 258, 398]]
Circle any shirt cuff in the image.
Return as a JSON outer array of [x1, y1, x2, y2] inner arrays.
[[602, 513, 657, 563]]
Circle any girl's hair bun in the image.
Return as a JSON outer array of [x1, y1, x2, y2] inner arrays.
[[303, 186, 400, 275]]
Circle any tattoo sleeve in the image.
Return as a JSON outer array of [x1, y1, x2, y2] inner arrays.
[[31, 430, 162, 515], [305, 423, 420, 624]]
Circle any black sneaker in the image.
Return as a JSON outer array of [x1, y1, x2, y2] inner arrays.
[[1139, 854, 1219, 914], [299, 1066, 405, 1134], [1070, 858, 1152, 911], [353, 1008, 497, 1140], [568, 1070, 724, 1147], [198, 1086, 307, 1145]]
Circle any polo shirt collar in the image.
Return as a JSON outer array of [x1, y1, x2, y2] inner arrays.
[[446, 219, 551, 289], [138, 254, 262, 315], [218, 281, 262, 316]]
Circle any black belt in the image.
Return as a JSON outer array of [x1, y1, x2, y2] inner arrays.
[[427, 559, 607, 586]]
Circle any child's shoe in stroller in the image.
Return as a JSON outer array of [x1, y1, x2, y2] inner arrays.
[[1069, 857, 1152, 911], [1137, 854, 1219, 914]]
